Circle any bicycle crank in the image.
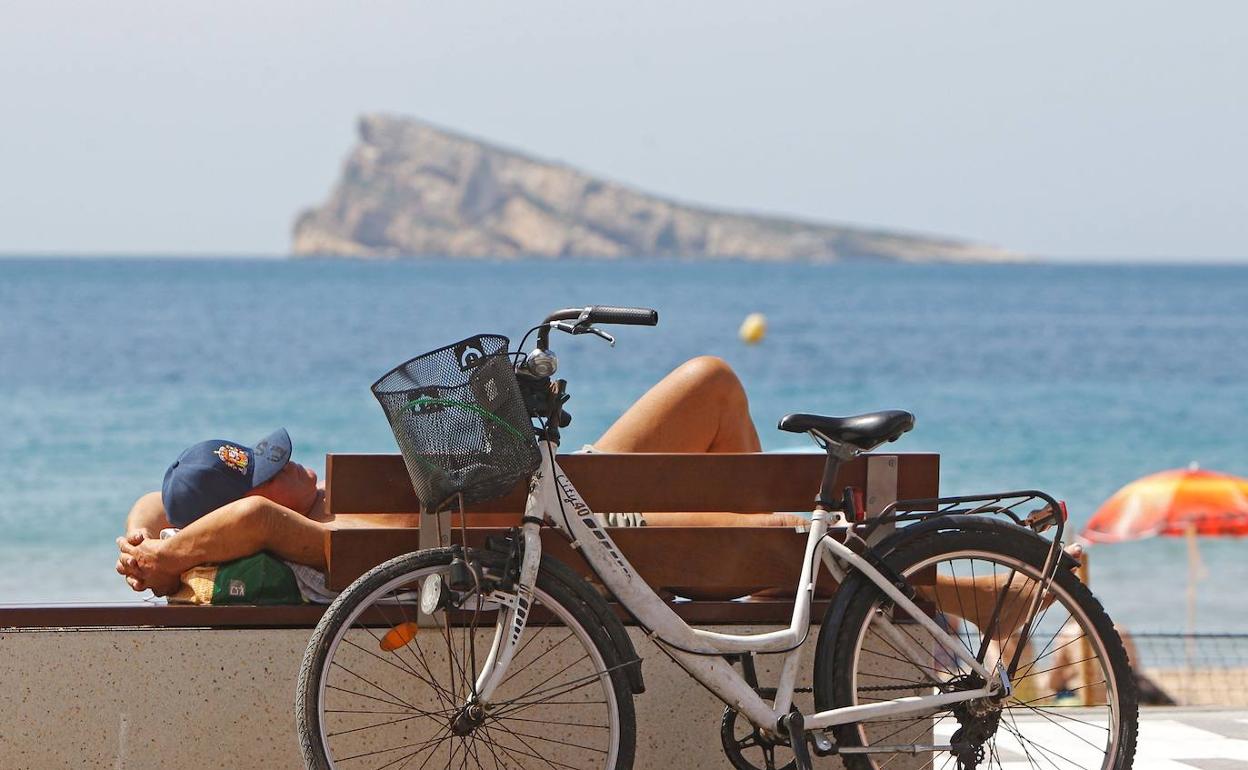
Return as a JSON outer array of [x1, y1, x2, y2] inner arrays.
[[719, 689, 798, 770]]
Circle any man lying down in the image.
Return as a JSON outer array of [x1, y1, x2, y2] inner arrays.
[[116, 355, 1073, 634]]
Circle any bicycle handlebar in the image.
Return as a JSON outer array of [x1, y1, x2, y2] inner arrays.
[[527, 305, 658, 381], [542, 306, 659, 327]]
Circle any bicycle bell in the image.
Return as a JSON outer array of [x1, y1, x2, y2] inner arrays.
[[525, 347, 558, 377]]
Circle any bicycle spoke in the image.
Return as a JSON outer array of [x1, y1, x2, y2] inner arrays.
[[379, 726, 454, 770], [865, 624, 949, 684], [373, 595, 461, 712], [1015, 701, 1109, 753], [491, 724, 608, 755], [341, 634, 453, 703], [1001, 706, 1048, 770], [412, 726, 456, 770], [1012, 630, 1085, 684], [891, 615, 960, 680], [1014, 679, 1106, 708], [489, 719, 585, 770], [491, 665, 619, 718], [858, 642, 948, 682], [998, 717, 1077, 769], [1012, 654, 1100, 685], [497, 629, 577, 690], [334, 729, 453, 764], [481, 726, 538, 769], [497, 714, 610, 730], [305, 556, 624, 770], [331, 660, 423, 713], [328, 712, 428, 739], [326, 683, 418, 712]]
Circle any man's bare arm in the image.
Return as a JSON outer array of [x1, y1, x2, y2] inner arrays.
[[119, 496, 328, 595], [124, 491, 170, 539]]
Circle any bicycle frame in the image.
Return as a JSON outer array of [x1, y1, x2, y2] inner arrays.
[[474, 440, 1004, 735]]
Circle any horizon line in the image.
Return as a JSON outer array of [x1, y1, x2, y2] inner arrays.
[[1, 251, 1246, 267]]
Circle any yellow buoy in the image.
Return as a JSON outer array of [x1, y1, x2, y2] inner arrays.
[[738, 313, 767, 344], [379, 621, 420, 652]]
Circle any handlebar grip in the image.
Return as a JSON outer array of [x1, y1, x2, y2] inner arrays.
[[584, 306, 659, 326], [542, 306, 659, 327]]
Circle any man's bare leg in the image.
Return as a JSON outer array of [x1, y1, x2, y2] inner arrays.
[[594, 355, 762, 454], [592, 357, 808, 526]]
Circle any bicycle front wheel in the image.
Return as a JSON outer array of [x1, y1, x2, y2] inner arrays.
[[815, 522, 1138, 769], [296, 547, 636, 769]]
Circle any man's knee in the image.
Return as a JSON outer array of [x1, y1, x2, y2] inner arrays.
[[678, 356, 746, 402]]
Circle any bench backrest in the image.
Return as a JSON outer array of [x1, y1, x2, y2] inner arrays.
[[323, 452, 939, 595]]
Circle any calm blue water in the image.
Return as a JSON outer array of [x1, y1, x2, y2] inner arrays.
[[1, 258, 1246, 631]]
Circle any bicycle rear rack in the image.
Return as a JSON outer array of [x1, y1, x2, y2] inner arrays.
[[859, 489, 1068, 545]]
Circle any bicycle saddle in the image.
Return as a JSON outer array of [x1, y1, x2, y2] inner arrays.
[[777, 410, 915, 451]]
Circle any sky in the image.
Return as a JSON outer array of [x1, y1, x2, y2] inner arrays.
[[1, 1, 1245, 260]]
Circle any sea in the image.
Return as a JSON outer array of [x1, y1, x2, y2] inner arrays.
[[1, 257, 1245, 633]]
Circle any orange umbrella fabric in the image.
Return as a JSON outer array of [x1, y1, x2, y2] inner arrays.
[[1083, 467, 1248, 543]]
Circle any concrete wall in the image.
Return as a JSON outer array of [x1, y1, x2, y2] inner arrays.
[[0, 626, 922, 769]]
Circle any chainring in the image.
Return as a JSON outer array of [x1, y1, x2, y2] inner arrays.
[[720, 688, 799, 770]]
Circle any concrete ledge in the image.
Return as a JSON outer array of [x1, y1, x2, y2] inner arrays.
[[1, 625, 834, 770], [0, 598, 828, 630]]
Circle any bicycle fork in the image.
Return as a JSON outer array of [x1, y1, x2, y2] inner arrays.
[[472, 518, 543, 703]]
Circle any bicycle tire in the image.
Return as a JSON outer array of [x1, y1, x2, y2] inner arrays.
[[814, 522, 1138, 769], [296, 547, 637, 769]]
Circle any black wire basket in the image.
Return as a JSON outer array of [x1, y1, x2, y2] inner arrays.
[[371, 335, 540, 513]]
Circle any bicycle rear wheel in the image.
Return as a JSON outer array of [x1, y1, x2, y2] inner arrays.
[[815, 522, 1137, 769], [296, 547, 636, 769]]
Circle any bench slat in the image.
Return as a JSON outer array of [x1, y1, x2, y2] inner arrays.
[[326, 452, 939, 514], [325, 526, 820, 594]]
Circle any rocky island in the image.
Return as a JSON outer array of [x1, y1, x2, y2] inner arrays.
[[293, 114, 1016, 262]]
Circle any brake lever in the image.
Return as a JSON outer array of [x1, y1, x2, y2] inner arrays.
[[580, 327, 615, 346], [550, 321, 615, 346]]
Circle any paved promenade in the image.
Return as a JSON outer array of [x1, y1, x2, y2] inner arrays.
[[1131, 709, 1248, 769], [932, 708, 1248, 769]]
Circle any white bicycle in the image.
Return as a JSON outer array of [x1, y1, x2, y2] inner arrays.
[[296, 306, 1138, 770]]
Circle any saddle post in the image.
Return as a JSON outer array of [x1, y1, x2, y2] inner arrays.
[[813, 435, 858, 512]]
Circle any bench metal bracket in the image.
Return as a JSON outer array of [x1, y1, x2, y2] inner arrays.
[[417, 506, 452, 627], [864, 455, 899, 545]]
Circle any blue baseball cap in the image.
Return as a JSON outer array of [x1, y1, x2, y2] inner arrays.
[[161, 428, 292, 527]]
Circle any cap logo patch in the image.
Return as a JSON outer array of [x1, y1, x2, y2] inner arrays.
[[215, 445, 249, 474]]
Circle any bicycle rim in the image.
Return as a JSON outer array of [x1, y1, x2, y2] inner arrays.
[[842, 547, 1127, 769], [307, 558, 622, 769]]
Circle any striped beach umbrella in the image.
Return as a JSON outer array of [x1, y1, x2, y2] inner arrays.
[[1083, 465, 1248, 543], [1083, 464, 1248, 638]]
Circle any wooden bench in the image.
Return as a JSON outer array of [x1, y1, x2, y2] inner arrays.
[[0, 451, 937, 631], [0, 451, 939, 770], [322, 451, 940, 621]]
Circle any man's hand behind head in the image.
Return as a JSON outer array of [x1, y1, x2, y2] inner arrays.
[[116, 534, 181, 597]]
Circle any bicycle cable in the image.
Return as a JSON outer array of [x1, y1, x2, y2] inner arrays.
[[514, 323, 546, 363]]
